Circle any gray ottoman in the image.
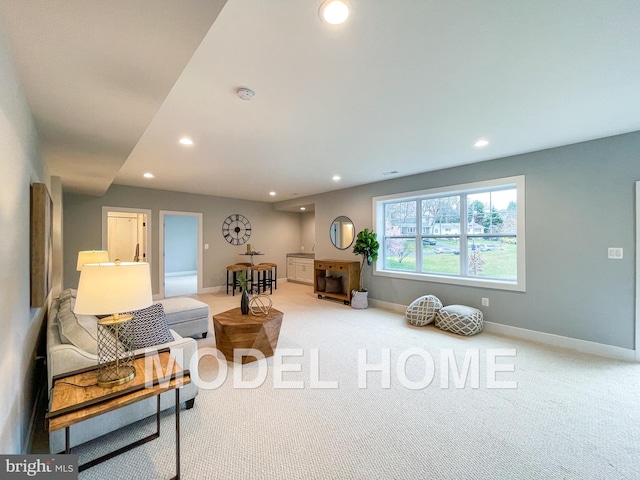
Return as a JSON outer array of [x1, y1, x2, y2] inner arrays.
[[435, 305, 483, 336], [406, 295, 443, 326], [157, 297, 209, 339]]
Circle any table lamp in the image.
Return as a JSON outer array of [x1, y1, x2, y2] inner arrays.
[[76, 250, 110, 270], [74, 261, 153, 387]]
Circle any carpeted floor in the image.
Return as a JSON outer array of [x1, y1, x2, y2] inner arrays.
[[57, 282, 640, 479]]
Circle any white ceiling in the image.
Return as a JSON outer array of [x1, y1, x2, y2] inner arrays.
[[2, 1, 640, 203]]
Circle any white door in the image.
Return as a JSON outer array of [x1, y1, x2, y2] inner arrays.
[[107, 213, 139, 262], [102, 206, 151, 266]]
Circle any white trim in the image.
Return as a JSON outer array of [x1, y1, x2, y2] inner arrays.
[[373, 269, 524, 291], [372, 175, 525, 292], [101, 206, 152, 266], [369, 299, 636, 362], [636, 181, 640, 361], [159, 210, 203, 298], [483, 321, 636, 362], [368, 297, 407, 313], [165, 270, 197, 277]]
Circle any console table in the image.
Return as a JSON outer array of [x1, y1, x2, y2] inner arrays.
[[314, 259, 360, 305], [47, 350, 189, 479]]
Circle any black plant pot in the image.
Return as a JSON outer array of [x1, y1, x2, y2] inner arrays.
[[240, 289, 250, 315]]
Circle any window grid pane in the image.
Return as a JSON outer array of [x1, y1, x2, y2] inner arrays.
[[379, 182, 519, 283]]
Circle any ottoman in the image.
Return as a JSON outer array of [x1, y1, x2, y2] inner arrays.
[[406, 295, 443, 326], [435, 305, 483, 336], [157, 297, 209, 338]]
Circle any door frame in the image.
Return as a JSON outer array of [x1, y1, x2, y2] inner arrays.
[[101, 206, 152, 265], [159, 210, 203, 298], [633, 181, 640, 362]]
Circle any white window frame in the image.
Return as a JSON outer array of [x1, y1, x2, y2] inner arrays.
[[373, 175, 526, 292]]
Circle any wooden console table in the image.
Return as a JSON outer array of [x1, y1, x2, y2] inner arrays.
[[47, 350, 189, 479], [314, 259, 360, 305]]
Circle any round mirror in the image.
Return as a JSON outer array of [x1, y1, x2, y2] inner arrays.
[[330, 216, 355, 250]]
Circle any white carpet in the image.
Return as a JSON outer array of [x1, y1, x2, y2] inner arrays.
[[73, 282, 640, 479]]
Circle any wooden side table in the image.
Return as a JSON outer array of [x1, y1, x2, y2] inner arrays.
[[213, 307, 283, 363], [46, 350, 190, 479]]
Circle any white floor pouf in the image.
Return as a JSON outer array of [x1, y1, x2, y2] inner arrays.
[[406, 295, 443, 326], [435, 305, 483, 335]]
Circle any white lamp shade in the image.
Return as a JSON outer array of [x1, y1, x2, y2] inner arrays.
[[74, 262, 153, 315], [76, 250, 110, 271]]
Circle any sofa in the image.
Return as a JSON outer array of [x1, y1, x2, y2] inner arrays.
[[155, 296, 210, 339], [46, 289, 207, 453]]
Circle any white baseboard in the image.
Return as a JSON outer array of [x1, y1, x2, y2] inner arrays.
[[369, 299, 637, 362], [369, 298, 406, 314], [165, 270, 197, 277], [201, 286, 222, 294], [483, 321, 636, 362]]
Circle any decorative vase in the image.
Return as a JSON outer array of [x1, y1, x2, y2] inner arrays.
[[351, 290, 368, 309], [240, 289, 250, 315]]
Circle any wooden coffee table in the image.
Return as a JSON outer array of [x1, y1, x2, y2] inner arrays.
[[213, 307, 283, 363]]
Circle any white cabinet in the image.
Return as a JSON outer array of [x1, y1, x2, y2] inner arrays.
[[287, 256, 314, 285], [295, 260, 314, 284]]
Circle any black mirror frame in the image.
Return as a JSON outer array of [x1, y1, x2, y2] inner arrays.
[[330, 216, 355, 250]]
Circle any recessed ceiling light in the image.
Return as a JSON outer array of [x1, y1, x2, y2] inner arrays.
[[269, 191, 276, 196], [179, 138, 193, 145], [332, 175, 341, 181], [143, 173, 154, 178], [319, 0, 350, 25], [300, 207, 306, 211], [474, 139, 489, 148]]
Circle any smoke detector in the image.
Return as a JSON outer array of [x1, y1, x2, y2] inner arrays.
[[237, 87, 255, 100]]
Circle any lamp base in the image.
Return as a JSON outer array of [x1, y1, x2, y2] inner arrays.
[[97, 314, 136, 388], [97, 365, 136, 387]]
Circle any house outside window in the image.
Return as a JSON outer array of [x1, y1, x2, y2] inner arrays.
[[373, 176, 525, 291]]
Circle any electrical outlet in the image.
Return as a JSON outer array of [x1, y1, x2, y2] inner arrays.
[[482, 297, 489, 307], [204, 244, 209, 250], [607, 247, 623, 259]]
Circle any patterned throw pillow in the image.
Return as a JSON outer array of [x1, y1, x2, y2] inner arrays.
[[125, 303, 174, 349], [406, 295, 443, 326]]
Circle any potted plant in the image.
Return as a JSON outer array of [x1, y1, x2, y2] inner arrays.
[[351, 228, 379, 309]]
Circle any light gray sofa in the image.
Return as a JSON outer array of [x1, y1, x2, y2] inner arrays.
[[46, 289, 203, 453]]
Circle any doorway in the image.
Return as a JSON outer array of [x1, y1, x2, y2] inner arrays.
[[102, 207, 151, 264], [636, 181, 639, 361], [160, 211, 203, 298]]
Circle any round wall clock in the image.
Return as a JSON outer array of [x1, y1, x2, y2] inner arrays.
[[222, 214, 252, 245]]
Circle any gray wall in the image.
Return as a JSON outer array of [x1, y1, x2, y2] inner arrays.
[[276, 132, 640, 350], [300, 212, 315, 253], [0, 29, 52, 453], [165, 215, 197, 273], [64, 185, 302, 293]]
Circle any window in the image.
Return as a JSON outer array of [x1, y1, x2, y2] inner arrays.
[[373, 176, 525, 291]]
